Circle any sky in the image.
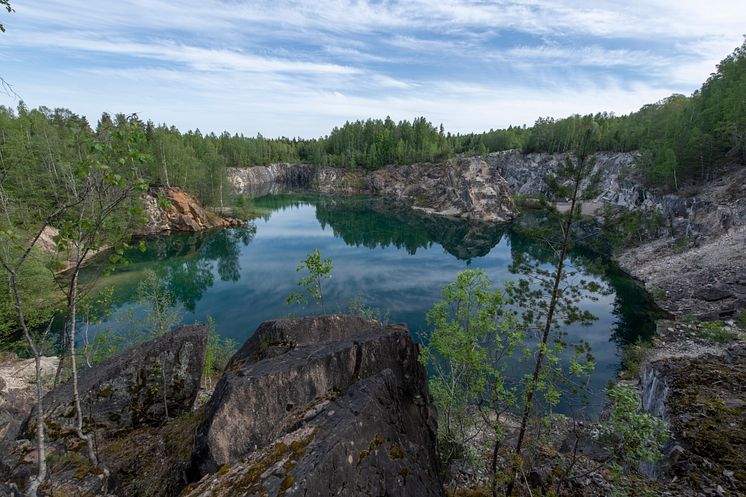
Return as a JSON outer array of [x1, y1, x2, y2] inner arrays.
[[1, 1, 745, 138]]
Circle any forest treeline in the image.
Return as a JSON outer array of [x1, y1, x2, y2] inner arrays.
[[1, 40, 744, 205]]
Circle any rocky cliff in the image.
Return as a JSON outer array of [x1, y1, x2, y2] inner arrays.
[[228, 163, 312, 197], [141, 186, 244, 236], [616, 166, 746, 320], [1, 325, 208, 496], [230, 156, 517, 222], [484, 150, 640, 204]]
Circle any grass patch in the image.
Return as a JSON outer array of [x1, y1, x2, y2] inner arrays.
[[697, 321, 738, 344], [619, 339, 651, 380], [737, 311, 746, 330], [673, 236, 689, 253]]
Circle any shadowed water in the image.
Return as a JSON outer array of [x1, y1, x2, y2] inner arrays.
[[79, 193, 661, 414]]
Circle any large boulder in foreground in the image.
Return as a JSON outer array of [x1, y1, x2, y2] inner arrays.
[[22, 325, 207, 439], [188, 315, 443, 497]]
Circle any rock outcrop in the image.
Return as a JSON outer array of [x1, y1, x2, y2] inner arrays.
[[617, 167, 746, 320], [22, 325, 207, 439], [484, 150, 639, 204], [228, 163, 312, 197], [230, 157, 517, 222], [640, 333, 746, 495], [365, 157, 516, 222], [0, 354, 58, 443], [141, 186, 244, 236], [188, 315, 443, 497]]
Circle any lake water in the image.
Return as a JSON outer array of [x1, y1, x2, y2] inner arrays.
[[79, 193, 660, 414]]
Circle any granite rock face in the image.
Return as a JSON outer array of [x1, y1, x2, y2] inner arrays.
[[188, 315, 443, 497], [230, 158, 517, 222], [141, 186, 244, 235], [364, 157, 516, 222], [484, 150, 639, 204], [228, 163, 312, 197], [0, 355, 58, 443], [22, 325, 207, 439]]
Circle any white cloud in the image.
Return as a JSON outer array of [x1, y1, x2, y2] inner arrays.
[[1, 0, 744, 137]]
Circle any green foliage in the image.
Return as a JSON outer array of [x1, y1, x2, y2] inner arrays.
[[601, 207, 665, 250], [316, 116, 453, 170], [0, 0, 12, 32], [137, 269, 182, 336], [600, 383, 670, 469], [697, 320, 738, 344], [202, 316, 236, 387], [0, 244, 62, 351], [672, 236, 689, 253], [420, 269, 522, 463], [619, 338, 651, 380], [347, 296, 390, 324], [78, 287, 120, 366], [737, 311, 746, 330], [286, 248, 333, 313]]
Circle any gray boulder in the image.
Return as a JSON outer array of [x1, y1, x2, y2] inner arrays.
[[22, 325, 207, 439], [188, 315, 442, 497]]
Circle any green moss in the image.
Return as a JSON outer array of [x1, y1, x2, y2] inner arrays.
[[668, 359, 746, 492], [97, 407, 207, 497], [278, 474, 294, 496], [737, 311, 746, 330], [46, 450, 95, 480], [97, 385, 113, 398], [357, 449, 370, 464], [445, 487, 491, 497], [697, 321, 737, 343], [388, 443, 405, 460], [369, 433, 384, 451], [358, 433, 386, 465], [217, 464, 231, 476]]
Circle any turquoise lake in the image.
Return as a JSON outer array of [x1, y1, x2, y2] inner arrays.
[[79, 194, 660, 414]]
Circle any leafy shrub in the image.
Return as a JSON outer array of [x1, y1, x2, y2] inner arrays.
[[619, 339, 650, 380], [600, 383, 670, 469]]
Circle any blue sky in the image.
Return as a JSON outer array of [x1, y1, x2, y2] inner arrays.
[[1, 1, 745, 138]]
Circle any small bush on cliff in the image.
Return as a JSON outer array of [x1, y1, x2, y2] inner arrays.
[[202, 316, 236, 388], [619, 338, 651, 380], [738, 311, 746, 330], [697, 320, 737, 344], [600, 383, 670, 469], [347, 296, 390, 324]]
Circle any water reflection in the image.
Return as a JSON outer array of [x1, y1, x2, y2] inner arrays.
[[78, 194, 660, 413]]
